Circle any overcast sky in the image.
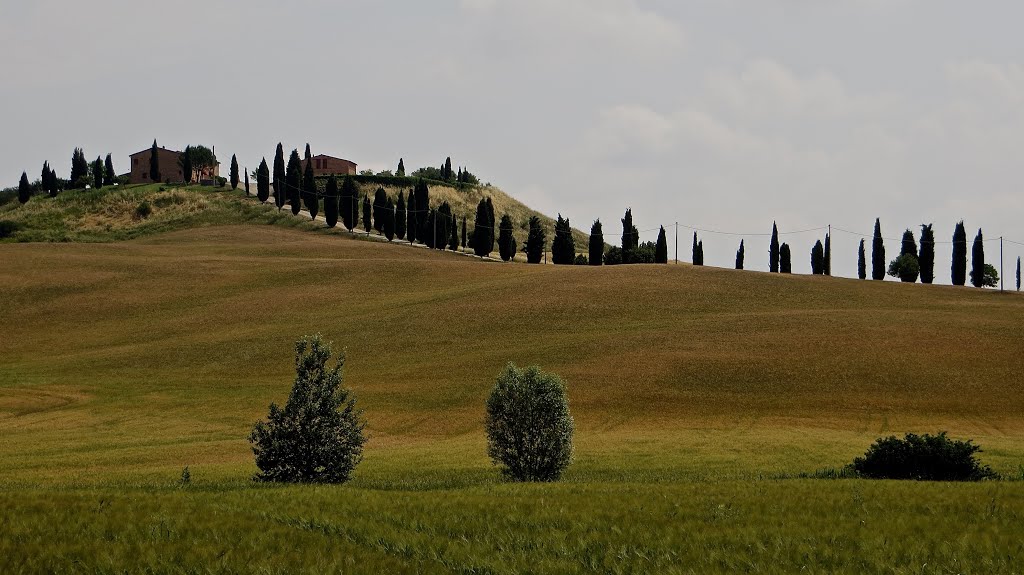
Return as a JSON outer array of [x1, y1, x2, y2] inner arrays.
[[2, 0, 1022, 281]]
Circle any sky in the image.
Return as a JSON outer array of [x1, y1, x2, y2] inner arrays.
[[2, 0, 1022, 282]]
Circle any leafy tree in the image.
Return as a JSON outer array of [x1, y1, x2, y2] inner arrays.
[[551, 214, 575, 265], [919, 224, 935, 284], [810, 240, 824, 274], [735, 239, 745, 270], [18, 172, 30, 204], [621, 209, 636, 264], [633, 241, 657, 264], [249, 335, 367, 483], [498, 214, 517, 261], [604, 246, 623, 265], [980, 264, 998, 288], [485, 363, 574, 482], [397, 158, 405, 177], [182, 145, 218, 182], [473, 198, 493, 257], [850, 432, 996, 481], [303, 159, 317, 220], [888, 254, 920, 283], [574, 254, 589, 265], [780, 243, 792, 273], [340, 176, 358, 231], [103, 154, 115, 186], [525, 216, 545, 264], [230, 154, 239, 190], [970, 229, 985, 288], [770, 221, 780, 273], [872, 218, 886, 280], [589, 219, 603, 266], [384, 197, 396, 241], [951, 221, 967, 286], [362, 194, 372, 233], [405, 189, 416, 242], [824, 233, 831, 276], [858, 239, 867, 280], [92, 156, 104, 189], [324, 175, 339, 228], [257, 158, 271, 203], [395, 191, 406, 240], [149, 139, 160, 182], [655, 226, 668, 264], [372, 187, 388, 233], [273, 143, 286, 210], [286, 149, 302, 216]]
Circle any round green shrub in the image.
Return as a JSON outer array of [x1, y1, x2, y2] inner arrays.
[[851, 432, 996, 481], [485, 363, 574, 482]]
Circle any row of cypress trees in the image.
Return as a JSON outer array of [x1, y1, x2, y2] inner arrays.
[[17, 149, 117, 203]]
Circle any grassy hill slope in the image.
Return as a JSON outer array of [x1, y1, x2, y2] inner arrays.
[[1, 225, 1023, 573]]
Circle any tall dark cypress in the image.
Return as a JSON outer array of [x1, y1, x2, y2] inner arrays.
[[273, 143, 286, 210], [552, 214, 574, 264], [769, 222, 780, 273], [181, 146, 193, 184], [70, 148, 86, 186], [696, 241, 704, 266], [92, 156, 104, 189], [692, 232, 701, 265], [735, 239, 745, 270], [444, 157, 453, 181], [823, 233, 831, 276], [900, 229, 917, 257], [18, 172, 30, 204], [461, 216, 467, 249], [303, 159, 317, 220], [149, 140, 160, 183], [780, 243, 792, 273], [918, 224, 935, 284], [230, 154, 239, 190], [858, 239, 867, 280], [811, 240, 824, 274], [970, 229, 985, 288], [362, 195, 372, 233], [485, 198, 496, 255], [397, 158, 405, 177], [104, 154, 115, 186], [405, 189, 416, 242], [525, 216, 545, 264], [414, 180, 430, 242], [498, 215, 517, 261], [473, 198, 492, 257], [655, 226, 668, 264], [448, 208, 459, 251], [951, 221, 967, 286], [589, 219, 604, 266], [244, 171, 250, 196], [871, 218, 886, 280], [256, 158, 270, 203], [287, 149, 302, 215], [372, 187, 387, 233], [395, 191, 407, 240], [1017, 256, 1021, 291], [621, 209, 635, 264], [384, 198, 396, 241], [40, 161, 51, 195], [324, 175, 339, 228], [340, 177, 358, 231]]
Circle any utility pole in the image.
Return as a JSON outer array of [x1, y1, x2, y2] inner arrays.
[[1001, 236, 1004, 292]]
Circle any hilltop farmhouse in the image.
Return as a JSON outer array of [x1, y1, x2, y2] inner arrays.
[[300, 154, 358, 177], [127, 145, 220, 184]]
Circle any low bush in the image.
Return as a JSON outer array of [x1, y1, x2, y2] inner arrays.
[[0, 220, 20, 239], [851, 432, 997, 481], [134, 201, 152, 220], [485, 363, 574, 482]]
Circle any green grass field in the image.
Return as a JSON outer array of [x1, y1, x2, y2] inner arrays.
[[2, 212, 1023, 572]]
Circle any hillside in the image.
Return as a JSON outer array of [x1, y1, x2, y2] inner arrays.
[[2, 225, 1023, 573]]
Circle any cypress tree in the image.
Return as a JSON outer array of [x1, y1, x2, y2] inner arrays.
[[970, 229, 985, 288], [244, 171, 250, 196], [230, 154, 239, 190], [823, 233, 831, 276], [1017, 256, 1021, 291], [498, 214, 517, 261], [692, 232, 701, 265], [552, 214, 575, 265], [372, 187, 387, 233], [406, 190, 416, 242], [780, 243, 792, 273], [181, 145, 194, 184], [900, 229, 917, 257], [951, 221, 967, 286], [303, 159, 317, 220], [104, 154, 115, 186], [18, 171, 30, 203], [256, 158, 271, 203], [735, 239, 745, 270], [444, 157, 453, 181], [324, 175, 339, 228], [414, 180, 430, 242], [397, 158, 405, 177], [395, 191, 407, 240], [448, 209, 459, 251], [525, 215, 545, 264], [769, 222, 780, 273], [273, 143, 286, 210], [362, 195, 372, 233], [811, 240, 824, 274], [304, 144, 312, 163], [918, 224, 935, 284], [287, 149, 302, 216], [473, 198, 492, 257], [424, 209, 437, 248], [871, 218, 886, 280], [461, 216, 467, 249], [858, 239, 867, 280], [70, 148, 86, 187], [40, 161, 51, 195], [485, 198, 496, 255], [589, 219, 604, 266], [655, 226, 668, 264], [340, 176, 358, 231], [384, 198, 396, 241], [696, 241, 704, 266], [621, 209, 636, 264], [149, 139, 160, 183], [92, 156, 104, 188]]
